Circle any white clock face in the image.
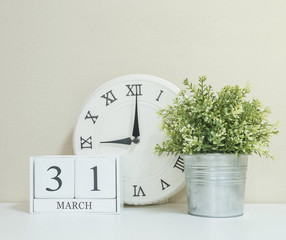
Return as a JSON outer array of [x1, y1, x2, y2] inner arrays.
[[73, 75, 185, 205]]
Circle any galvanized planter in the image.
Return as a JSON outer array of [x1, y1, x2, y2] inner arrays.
[[184, 154, 248, 218]]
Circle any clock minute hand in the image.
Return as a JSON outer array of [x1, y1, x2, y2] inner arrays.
[[100, 137, 134, 145], [132, 93, 140, 139]]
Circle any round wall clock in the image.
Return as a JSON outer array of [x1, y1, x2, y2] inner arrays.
[[73, 74, 185, 205]]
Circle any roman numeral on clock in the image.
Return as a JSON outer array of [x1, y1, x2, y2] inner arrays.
[[126, 84, 142, 96], [101, 90, 117, 106], [80, 136, 92, 149], [133, 185, 146, 197], [85, 111, 98, 124], [173, 156, 184, 172], [160, 179, 170, 191], [156, 90, 164, 101]]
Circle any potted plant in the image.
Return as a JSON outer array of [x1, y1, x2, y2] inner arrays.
[[155, 76, 278, 218]]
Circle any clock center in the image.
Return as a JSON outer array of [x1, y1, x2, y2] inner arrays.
[[133, 138, 140, 144]]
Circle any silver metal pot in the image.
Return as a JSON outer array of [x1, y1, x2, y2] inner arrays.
[[184, 154, 248, 218]]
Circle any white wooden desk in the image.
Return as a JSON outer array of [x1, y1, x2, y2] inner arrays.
[[0, 203, 285, 240]]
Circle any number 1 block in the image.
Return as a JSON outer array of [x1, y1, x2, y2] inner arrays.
[[75, 157, 116, 199]]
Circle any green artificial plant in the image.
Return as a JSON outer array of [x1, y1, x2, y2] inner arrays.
[[155, 76, 279, 158]]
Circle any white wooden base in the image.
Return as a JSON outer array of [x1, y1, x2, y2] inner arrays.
[[33, 199, 117, 213]]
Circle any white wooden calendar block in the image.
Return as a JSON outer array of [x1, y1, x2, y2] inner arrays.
[[30, 155, 121, 214], [75, 157, 116, 199], [34, 157, 74, 199]]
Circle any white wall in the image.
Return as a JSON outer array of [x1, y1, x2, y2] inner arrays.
[[0, 0, 285, 203]]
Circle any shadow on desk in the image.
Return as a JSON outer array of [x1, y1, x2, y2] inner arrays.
[[9, 202, 30, 213], [124, 203, 188, 215]]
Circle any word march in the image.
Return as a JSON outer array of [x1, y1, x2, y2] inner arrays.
[[57, 201, 92, 210]]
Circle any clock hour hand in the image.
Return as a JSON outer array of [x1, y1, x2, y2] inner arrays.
[[132, 93, 140, 139], [100, 137, 139, 145]]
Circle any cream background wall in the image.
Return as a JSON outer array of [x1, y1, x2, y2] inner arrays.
[[0, 0, 285, 203]]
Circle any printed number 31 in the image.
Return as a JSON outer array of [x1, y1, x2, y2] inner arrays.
[[46, 165, 100, 192]]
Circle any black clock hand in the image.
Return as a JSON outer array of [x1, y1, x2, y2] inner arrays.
[[100, 137, 139, 145], [101, 93, 141, 146], [132, 93, 140, 139]]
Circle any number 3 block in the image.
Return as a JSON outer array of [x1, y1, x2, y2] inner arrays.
[[34, 158, 74, 198]]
